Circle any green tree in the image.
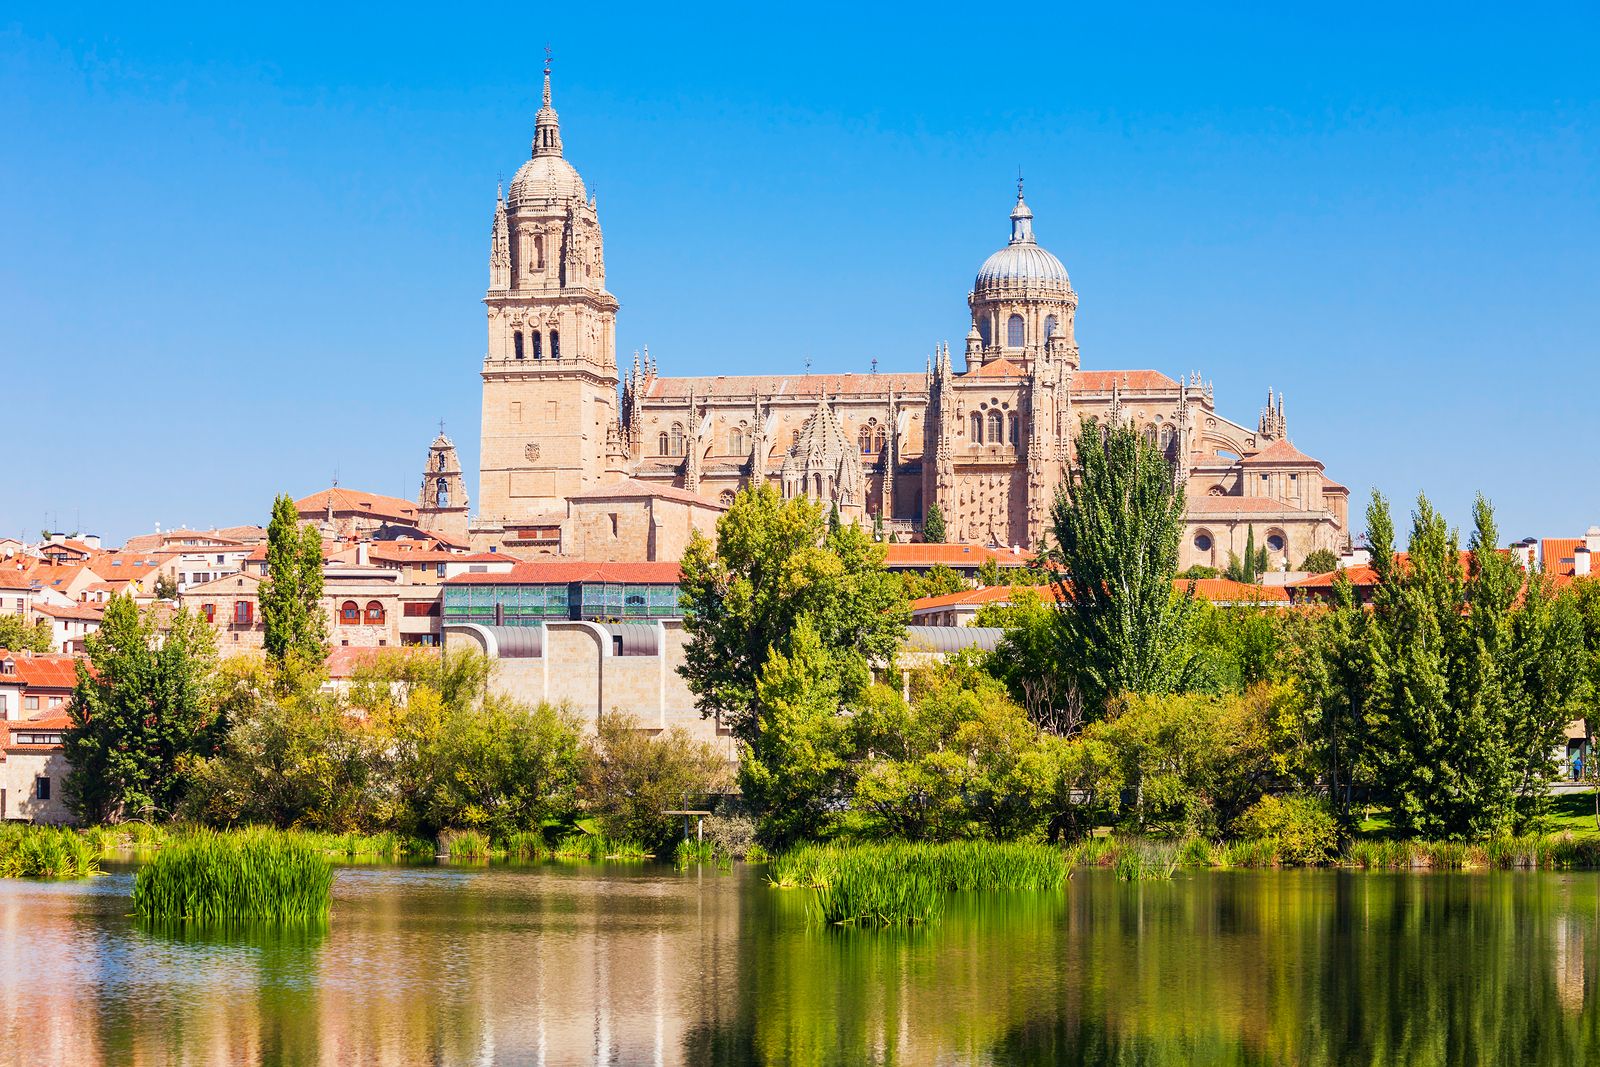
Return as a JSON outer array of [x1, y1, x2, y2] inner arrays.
[[1048, 416, 1199, 715], [63, 594, 220, 822], [678, 483, 908, 743], [153, 573, 179, 601], [923, 502, 947, 544], [1358, 493, 1585, 837], [582, 711, 732, 851], [1223, 526, 1268, 583], [976, 557, 1004, 588], [1299, 547, 1340, 574], [260, 494, 327, 666], [900, 562, 969, 601], [0, 614, 53, 653]]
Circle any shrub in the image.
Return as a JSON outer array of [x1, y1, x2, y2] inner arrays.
[[131, 828, 333, 924], [580, 712, 730, 853], [1235, 795, 1338, 866]]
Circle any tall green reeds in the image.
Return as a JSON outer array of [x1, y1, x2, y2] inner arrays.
[[771, 841, 1067, 926], [0, 824, 100, 878], [131, 828, 333, 924]]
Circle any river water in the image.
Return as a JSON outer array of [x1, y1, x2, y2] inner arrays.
[[2, 862, 1599, 1065]]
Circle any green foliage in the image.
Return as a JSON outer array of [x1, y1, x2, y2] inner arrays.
[[64, 594, 220, 823], [0, 824, 101, 878], [923, 502, 946, 544], [259, 494, 327, 667], [1234, 795, 1338, 865], [851, 665, 1057, 842], [976, 557, 1003, 588], [439, 829, 492, 859], [0, 613, 54, 653], [772, 840, 1066, 893], [153, 573, 179, 601], [1048, 416, 1199, 715], [1299, 548, 1340, 574], [1355, 493, 1585, 837], [899, 563, 969, 601], [130, 827, 333, 924], [1178, 564, 1219, 580], [581, 711, 731, 852], [678, 483, 909, 744], [1223, 526, 1271, 583], [1188, 599, 1318, 693]]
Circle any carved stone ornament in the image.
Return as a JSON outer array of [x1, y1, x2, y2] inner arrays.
[[525, 443, 541, 462]]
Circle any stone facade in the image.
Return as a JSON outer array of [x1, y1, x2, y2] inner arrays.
[[417, 432, 470, 538], [472, 76, 1350, 572]]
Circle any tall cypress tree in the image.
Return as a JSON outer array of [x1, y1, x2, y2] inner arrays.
[[1049, 417, 1198, 714], [260, 494, 327, 666], [923, 503, 946, 544]]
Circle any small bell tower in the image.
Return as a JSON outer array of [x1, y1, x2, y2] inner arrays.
[[419, 425, 471, 537]]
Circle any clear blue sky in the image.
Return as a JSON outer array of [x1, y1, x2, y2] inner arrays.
[[4, 5, 1597, 547]]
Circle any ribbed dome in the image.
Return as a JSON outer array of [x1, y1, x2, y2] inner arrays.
[[973, 189, 1071, 291], [508, 154, 586, 202], [975, 243, 1071, 289]]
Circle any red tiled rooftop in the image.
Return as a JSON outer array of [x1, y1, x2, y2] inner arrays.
[[883, 544, 1033, 568], [1240, 439, 1324, 467], [0, 652, 81, 690], [294, 487, 419, 524]]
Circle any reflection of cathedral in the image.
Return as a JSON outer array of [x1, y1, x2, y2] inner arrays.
[[469, 67, 1349, 570]]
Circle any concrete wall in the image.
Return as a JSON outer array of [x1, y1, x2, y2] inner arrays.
[[0, 750, 74, 825]]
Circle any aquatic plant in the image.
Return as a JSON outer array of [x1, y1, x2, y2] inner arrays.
[[553, 831, 647, 861], [675, 838, 716, 868], [499, 830, 548, 860], [439, 829, 492, 859], [773, 840, 1067, 924], [131, 828, 333, 923], [0, 824, 101, 878]]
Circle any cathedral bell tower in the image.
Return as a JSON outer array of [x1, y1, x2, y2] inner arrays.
[[418, 429, 470, 538], [478, 58, 621, 529]]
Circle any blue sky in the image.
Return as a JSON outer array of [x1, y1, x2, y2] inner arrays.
[[3, 5, 1597, 546]]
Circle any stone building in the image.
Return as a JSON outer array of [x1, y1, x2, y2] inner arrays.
[[470, 70, 1349, 571], [417, 431, 470, 538]]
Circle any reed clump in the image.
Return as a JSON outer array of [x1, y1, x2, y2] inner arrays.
[[131, 828, 333, 924], [772, 841, 1067, 926], [0, 824, 101, 878], [674, 838, 716, 869], [438, 829, 493, 859], [553, 832, 647, 861], [499, 831, 548, 860]]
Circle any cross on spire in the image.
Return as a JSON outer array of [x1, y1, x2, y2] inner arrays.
[[438, 417, 447, 436]]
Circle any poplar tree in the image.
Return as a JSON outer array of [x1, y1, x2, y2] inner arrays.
[[260, 494, 327, 666], [1048, 417, 1198, 714]]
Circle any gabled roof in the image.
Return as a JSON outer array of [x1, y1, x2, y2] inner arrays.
[[1240, 439, 1324, 467], [294, 487, 420, 524], [1185, 495, 1314, 516], [183, 571, 263, 594], [0, 652, 81, 690], [445, 560, 682, 585], [1070, 370, 1180, 393], [32, 602, 104, 622], [966, 357, 1027, 377]]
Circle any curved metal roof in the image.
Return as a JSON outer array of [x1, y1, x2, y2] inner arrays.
[[901, 626, 1005, 654], [479, 624, 544, 659]]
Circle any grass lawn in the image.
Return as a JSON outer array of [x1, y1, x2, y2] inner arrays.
[[1355, 791, 1600, 840]]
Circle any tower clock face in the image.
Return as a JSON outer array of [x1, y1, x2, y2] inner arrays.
[[525, 443, 541, 462]]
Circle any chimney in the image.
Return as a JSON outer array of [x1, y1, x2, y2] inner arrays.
[[1575, 545, 1590, 579], [48, 532, 64, 545], [81, 534, 101, 550], [356, 541, 369, 566], [1586, 526, 1600, 555]]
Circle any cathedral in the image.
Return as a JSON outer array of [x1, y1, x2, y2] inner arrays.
[[458, 66, 1350, 572]]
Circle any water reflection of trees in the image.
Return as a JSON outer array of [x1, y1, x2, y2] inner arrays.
[[692, 871, 1600, 1066]]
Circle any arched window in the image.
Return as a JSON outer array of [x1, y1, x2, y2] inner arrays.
[[658, 432, 669, 455], [550, 330, 560, 359], [1045, 314, 1058, 339], [435, 478, 449, 509], [437, 453, 446, 471], [534, 234, 545, 270], [1142, 424, 1159, 448], [978, 318, 992, 346], [970, 411, 983, 443], [729, 424, 746, 455], [859, 425, 873, 454], [365, 601, 385, 624], [339, 601, 360, 626], [670, 423, 684, 456], [1159, 424, 1176, 452], [812, 472, 824, 498], [531, 330, 543, 359], [987, 409, 1004, 444], [1266, 531, 1287, 553], [719, 489, 736, 507], [513, 332, 525, 360], [1194, 532, 1214, 556], [1008, 413, 1020, 446], [1007, 314, 1025, 347], [873, 427, 886, 453]]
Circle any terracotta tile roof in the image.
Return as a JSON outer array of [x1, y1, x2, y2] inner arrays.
[[323, 645, 436, 680], [1290, 551, 1478, 590], [1179, 578, 1291, 604], [294, 487, 420, 524], [17, 561, 96, 591], [87, 552, 164, 578], [966, 358, 1027, 377], [1069, 370, 1180, 393], [566, 478, 726, 509], [445, 560, 682, 585], [645, 373, 926, 401], [1240, 439, 1324, 467], [10, 711, 72, 731], [0, 572, 32, 590], [1541, 539, 1588, 579], [1184, 495, 1312, 515], [910, 585, 1062, 611], [883, 544, 1033, 568], [0, 653, 81, 690], [32, 602, 104, 621]]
